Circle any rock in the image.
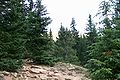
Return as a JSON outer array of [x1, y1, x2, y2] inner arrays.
[[3, 76, 12, 80], [59, 68, 66, 72], [46, 77, 53, 80], [65, 78, 71, 80], [39, 74, 47, 79], [0, 74, 4, 80], [11, 72, 18, 78], [32, 75, 38, 78], [53, 73, 64, 80], [81, 77, 89, 80], [62, 72, 66, 75], [27, 73, 38, 78], [49, 67, 55, 72], [54, 77, 59, 80], [0, 61, 91, 80], [31, 65, 41, 69], [68, 67, 75, 71], [22, 66, 30, 71], [39, 69, 47, 74], [47, 72, 54, 77], [2, 71, 9, 76], [42, 67, 49, 71], [0, 73, 4, 77], [67, 72, 73, 76], [41, 77, 47, 80], [54, 70, 59, 73], [29, 68, 40, 74]]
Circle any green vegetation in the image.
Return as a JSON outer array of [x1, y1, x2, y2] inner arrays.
[[55, 24, 79, 65], [0, 0, 25, 72], [0, 0, 120, 79], [86, 0, 120, 79]]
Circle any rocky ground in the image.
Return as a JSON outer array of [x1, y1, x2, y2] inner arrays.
[[0, 60, 91, 80]]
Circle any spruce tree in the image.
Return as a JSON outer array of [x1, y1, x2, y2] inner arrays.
[[0, 0, 25, 72], [83, 14, 97, 65], [70, 18, 79, 38], [24, 0, 55, 66], [86, 0, 120, 79], [77, 15, 97, 66], [56, 24, 79, 64], [77, 35, 88, 65], [86, 14, 97, 45], [70, 18, 81, 64]]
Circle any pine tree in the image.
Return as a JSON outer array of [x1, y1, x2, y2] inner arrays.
[[0, 0, 25, 72]]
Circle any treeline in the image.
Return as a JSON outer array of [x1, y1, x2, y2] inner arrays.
[[0, 0, 120, 80]]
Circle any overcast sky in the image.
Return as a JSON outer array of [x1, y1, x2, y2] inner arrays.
[[42, 0, 101, 39]]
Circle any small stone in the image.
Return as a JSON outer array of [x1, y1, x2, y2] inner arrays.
[[29, 68, 40, 74], [17, 74, 21, 77], [2, 71, 9, 76], [68, 72, 73, 76], [47, 77, 53, 80], [0, 74, 4, 77], [54, 70, 59, 73], [31, 65, 41, 69], [65, 78, 71, 80], [0, 74, 4, 80], [41, 77, 47, 80], [11, 73, 18, 78], [32, 75, 38, 78], [62, 72, 66, 75], [47, 72, 54, 77], [54, 78, 59, 80], [68, 68, 75, 71], [22, 66, 29, 71], [39, 69, 47, 74]]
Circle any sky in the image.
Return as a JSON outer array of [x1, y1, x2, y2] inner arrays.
[[42, 0, 101, 40]]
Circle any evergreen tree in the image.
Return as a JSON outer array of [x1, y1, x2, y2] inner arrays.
[[77, 15, 97, 66], [86, 0, 120, 79], [49, 28, 53, 40], [70, 18, 81, 64], [86, 14, 97, 45], [24, 0, 55, 66], [56, 24, 79, 64], [77, 35, 88, 65], [70, 18, 79, 38], [47, 29, 58, 64], [0, 0, 25, 72]]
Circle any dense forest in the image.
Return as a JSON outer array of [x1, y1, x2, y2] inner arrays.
[[0, 0, 120, 80]]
